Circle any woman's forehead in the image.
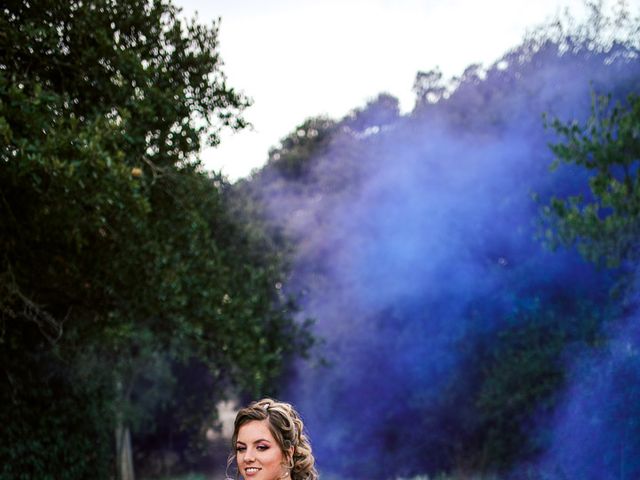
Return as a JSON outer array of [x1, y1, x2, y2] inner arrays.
[[237, 419, 274, 442]]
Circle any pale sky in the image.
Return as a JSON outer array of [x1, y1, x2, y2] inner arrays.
[[175, 0, 589, 181]]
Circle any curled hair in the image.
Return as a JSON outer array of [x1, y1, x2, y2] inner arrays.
[[229, 398, 318, 480]]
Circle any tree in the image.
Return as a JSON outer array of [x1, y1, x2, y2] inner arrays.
[[542, 92, 640, 268], [264, 116, 338, 180], [0, 1, 313, 478], [413, 68, 448, 107]]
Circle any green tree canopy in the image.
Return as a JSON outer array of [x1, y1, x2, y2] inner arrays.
[[0, 1, 312, 478], [542, 92, 640, 268]]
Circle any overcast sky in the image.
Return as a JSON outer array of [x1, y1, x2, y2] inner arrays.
[[175, 0, 589, 181]]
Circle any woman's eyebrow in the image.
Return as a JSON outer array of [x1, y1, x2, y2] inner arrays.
[[236, 438, 271, 445]]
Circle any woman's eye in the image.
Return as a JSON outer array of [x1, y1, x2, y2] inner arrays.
[[236, 446, 246, 452], [257, 445, 269, 451]]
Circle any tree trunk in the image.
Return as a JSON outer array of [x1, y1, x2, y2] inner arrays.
[[115, 420, 135, 480], [115, 378, 135, 480]]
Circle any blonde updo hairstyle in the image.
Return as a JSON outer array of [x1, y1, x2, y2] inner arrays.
[[229, 398, 318, 480]]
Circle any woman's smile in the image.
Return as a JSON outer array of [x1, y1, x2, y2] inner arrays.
[[236, 420, 286, 480]]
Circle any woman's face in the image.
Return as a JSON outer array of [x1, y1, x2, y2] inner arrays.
[[236, 419, 287, 480]]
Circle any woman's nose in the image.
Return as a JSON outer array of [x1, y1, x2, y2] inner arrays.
[[244, 449, 256, 462]]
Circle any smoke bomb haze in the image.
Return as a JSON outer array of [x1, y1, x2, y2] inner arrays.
[[237, 4, 640, 479]]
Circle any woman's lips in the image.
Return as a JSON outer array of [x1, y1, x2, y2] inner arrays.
[[244, 467, 262, 476]]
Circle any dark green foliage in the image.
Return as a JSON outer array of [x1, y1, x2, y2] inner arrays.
[[266, 117, 338, 180], [0, 0, 312, 477], [0, 352, 113, 480], [472, 301, 606, 469], [542, 93, 640, 268]]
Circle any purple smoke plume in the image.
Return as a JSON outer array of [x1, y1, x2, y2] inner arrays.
[[246, 7, 640, 478]]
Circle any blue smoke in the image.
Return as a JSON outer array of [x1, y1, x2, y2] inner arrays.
[[524, 314, 640, 479], [251, 11, 640, 479]]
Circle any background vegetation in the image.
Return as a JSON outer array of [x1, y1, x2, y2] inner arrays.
[[0, 1, 312, 478], [2, 1, 640, 480], [240, 3, 640, 479]]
